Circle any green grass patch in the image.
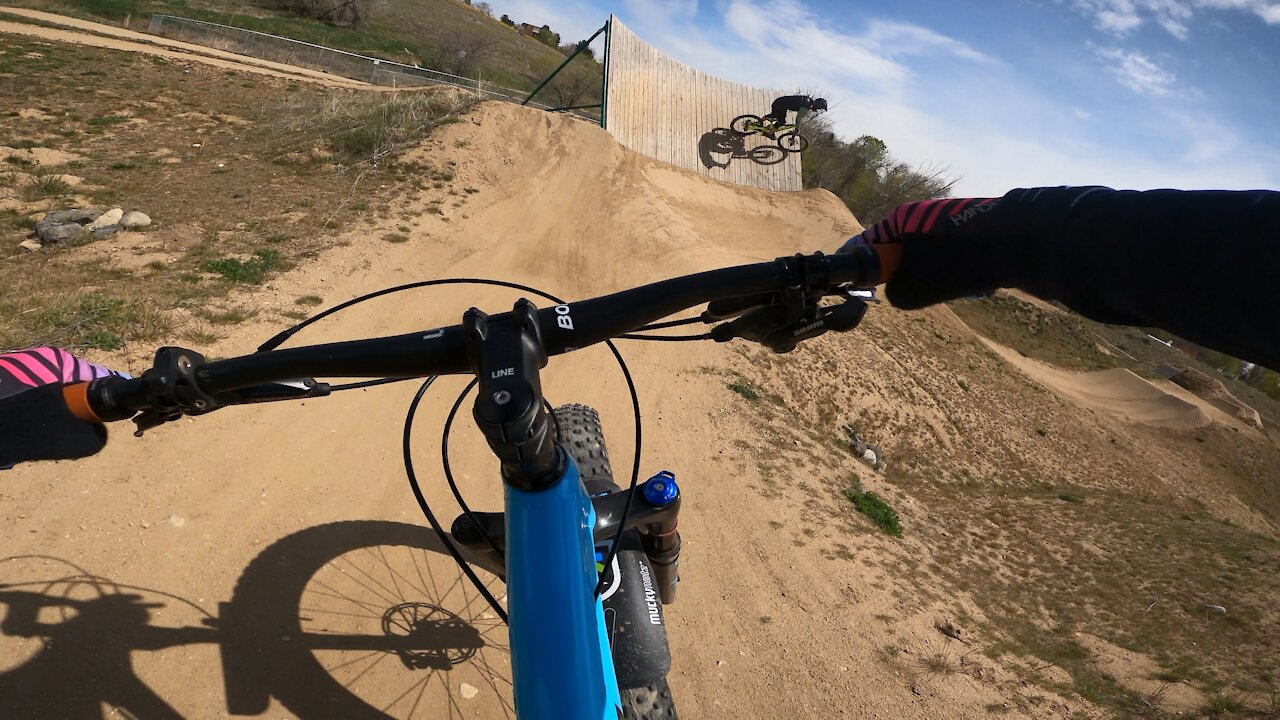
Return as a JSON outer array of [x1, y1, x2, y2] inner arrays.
[[382, 232, 409, 243], [22, 175, 70, 200], [4, 155, 35, 167], [109, 161, 140, 171], [727, 379, 760, 401], [843, 484, 902, 537], [295, 294, 323, 306], [199, 307, 257, 325], [202, 249, 280, 284], [26, 292, 171, 351], [86, 114, 129, 129]]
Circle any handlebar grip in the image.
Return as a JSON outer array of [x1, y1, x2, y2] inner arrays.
[[0, 382, 108, 468]]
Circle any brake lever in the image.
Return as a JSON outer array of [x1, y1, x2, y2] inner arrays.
[[710, 293, 868, 353]]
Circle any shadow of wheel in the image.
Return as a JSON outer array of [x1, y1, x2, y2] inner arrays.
[[221, 521, 512, 719]]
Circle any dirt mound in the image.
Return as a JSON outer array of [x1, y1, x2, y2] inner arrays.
[[1169, 366, 1263, 428], [985, 340, 1213, 430]]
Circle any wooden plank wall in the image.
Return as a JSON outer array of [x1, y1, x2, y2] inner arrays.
[[604, 16, 802, 192]]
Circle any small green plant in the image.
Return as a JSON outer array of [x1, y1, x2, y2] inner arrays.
[[10, 140, 41, 149], [918, 652, 956, 675], [382, 232, 410, 243], [23, 175, 70, 200], [5, 155, 35, 167], [145, 260, 166, 271], [202, 249, 280, 284], [454, 140, 468, 148], [843, 485, 902, 537], [1035, 427, 1049, 437], [883, 644, 901, 657], [200, 307, 257, 325], [109, 161, 140, 171], [181, 322, 225, 346], [957, 379, 970, 392], [425, 204, 442, 215], [1057, 493, 1083, 503], [281, 309, 308, 321], [727, 380, 759, 401], [264, 233, 290, 244], [86, 114, 129, 129], [759, 615, 773, 625], [295, 295, 323, 306], [1203, 695, 1244, 716], [350, 201, 369, 212], [397, 225, 411, 233]]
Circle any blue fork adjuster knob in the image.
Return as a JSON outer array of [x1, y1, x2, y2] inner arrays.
[[641, 470, 679, 507]]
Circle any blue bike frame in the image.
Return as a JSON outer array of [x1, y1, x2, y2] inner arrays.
[[504, 453, 622, 719]]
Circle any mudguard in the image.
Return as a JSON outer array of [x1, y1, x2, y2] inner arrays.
[[598, 529, 672, 689]]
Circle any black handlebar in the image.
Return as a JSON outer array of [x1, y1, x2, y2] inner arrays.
[[83, 250, 880, 424]]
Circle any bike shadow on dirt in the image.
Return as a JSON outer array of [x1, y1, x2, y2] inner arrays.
[[698, 128, 787, 168], [0, 522, 510, 719]]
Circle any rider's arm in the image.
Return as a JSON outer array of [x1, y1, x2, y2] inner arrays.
[[844, 187, 1280, 369]]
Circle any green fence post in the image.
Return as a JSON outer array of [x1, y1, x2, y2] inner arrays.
[[523, 21, 608, 107], [599, 16, 611, 128]]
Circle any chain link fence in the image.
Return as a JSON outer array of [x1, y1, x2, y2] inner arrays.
[[146, 14, 555, 109]]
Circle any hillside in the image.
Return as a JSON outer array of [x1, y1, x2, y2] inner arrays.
[[1, 16, 1278, 720], [6, 0, 589, 92]]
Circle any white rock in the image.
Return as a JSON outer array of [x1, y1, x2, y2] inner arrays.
[[86, 207, 123, 231], [120, 210, 151, 229], [19, 239, 41, 252], [167, 514, 186, 528], [459, 682, 478, 699]]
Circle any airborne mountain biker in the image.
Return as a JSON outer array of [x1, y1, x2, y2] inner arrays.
[[2, 185, 1278, 467], [760, 95, 828, 137]]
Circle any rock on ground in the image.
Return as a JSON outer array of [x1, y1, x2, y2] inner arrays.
[[35, 220, 87, 244], [120, 210, 151, 229], [85, 207, 124, 231]]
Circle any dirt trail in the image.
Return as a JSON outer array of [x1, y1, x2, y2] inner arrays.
[[0, 101, 1084, 718], [0, 7, 373, 88]]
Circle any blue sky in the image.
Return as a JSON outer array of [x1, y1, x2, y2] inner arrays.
[[490, 0, 1280, 196]]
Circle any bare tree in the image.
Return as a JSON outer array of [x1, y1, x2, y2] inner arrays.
[[547, 61, 601, 108], [474, 1, 493, 16], [427, 34, 497, 78], [272, 0, 378, 29]]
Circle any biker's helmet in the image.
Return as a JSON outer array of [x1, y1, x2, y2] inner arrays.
[[811, 97, 829, 112]]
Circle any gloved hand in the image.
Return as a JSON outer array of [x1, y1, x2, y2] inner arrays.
[[0, 382, 107, 468], [839, 196, 1025, 309], [0, 347, 124, 468]]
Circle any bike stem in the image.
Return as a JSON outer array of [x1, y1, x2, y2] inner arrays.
[[464, 299, 566, 492]]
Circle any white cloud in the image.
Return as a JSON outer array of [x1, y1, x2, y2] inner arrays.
[[1071, 0, 1280, 38], [1074, 107, 1093, 119], [1196, 0, 1280, 23], [1092, 45, 1177, 95]]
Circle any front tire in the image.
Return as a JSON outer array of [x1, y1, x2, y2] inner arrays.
[[552, 404, 679, 719], [778, 131, 809, 152], [621, 678, 679, 719]]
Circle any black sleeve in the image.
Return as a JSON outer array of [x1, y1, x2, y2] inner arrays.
[[885, 187, 1280, 371]]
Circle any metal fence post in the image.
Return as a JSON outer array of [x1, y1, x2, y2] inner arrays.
[[599, 16, 611, 129], [522, 21, 607, 106]]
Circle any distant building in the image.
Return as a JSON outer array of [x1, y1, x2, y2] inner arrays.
[[519, 23, 539, 36]]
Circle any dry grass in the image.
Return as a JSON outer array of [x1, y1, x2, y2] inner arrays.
[[267, 90, 475, 166]]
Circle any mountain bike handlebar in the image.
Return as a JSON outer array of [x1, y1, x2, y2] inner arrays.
[[64, 249, 880, 429]]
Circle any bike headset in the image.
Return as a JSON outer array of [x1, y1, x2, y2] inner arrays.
[[72, 251, 880, 626]]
